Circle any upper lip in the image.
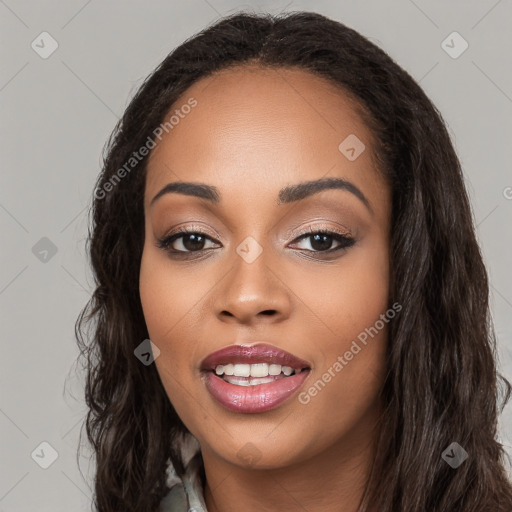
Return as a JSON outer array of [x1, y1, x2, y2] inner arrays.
[[200, 343, 312, 371]]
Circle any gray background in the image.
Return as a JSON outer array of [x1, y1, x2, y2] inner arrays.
[[1, 0, 511, 510]]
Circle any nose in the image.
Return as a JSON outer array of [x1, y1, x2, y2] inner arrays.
[[213, 246, 292, 325]]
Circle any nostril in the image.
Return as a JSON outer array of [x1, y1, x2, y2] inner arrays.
[[260, 310, 276, 316]]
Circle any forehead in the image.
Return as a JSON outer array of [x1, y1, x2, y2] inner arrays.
[[145, 65, 385, 209]]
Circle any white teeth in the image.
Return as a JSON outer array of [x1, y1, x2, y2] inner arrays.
[[223, 364, 235, 375], [282, 366, 293, 376], [233, 364, 251, 377], [268, 364, 282, 376], [250, 363, 268, 377], [214, 363, 304, 377]]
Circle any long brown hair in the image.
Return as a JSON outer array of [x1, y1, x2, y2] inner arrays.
[[75, 11, 512, 511]]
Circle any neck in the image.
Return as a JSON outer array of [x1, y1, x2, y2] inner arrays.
[[201, 414, 381, 512]]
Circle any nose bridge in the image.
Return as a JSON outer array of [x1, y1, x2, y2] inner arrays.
[[214, 236, 291, 323]]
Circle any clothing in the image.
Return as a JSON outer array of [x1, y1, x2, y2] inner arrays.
[[159, 438, 208, 512]]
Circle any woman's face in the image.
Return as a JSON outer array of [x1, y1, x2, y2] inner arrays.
[[140, 66, 391, 469]]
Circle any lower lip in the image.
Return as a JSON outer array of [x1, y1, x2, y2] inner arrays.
[[203, 370, 311, 413]]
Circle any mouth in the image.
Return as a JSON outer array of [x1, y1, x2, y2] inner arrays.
[[200, 343, 312, 413]]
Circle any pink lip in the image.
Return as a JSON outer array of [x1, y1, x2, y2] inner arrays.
[[200, 343, 312, 414], [203, 370, 311, 413], [200, 343, 311, 370]]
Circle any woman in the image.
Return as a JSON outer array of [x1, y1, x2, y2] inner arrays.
[[76, 11, 512, 512]]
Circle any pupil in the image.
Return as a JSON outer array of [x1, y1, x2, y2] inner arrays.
[[183, 234, 205, 251], [311, 234, 332, 251]]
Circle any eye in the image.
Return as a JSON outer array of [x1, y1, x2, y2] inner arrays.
[[156, 226, 356, 259], [290, 227, 355, 253], [156, 228, 220, 254]]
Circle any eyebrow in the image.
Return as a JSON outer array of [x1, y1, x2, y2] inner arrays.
[[150, 177, 372, 212]]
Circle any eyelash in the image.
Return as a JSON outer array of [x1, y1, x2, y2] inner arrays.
[[156, 225, 355, 259]]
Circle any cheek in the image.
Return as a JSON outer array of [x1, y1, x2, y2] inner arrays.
[[139, 246, 210, 414], [140, 249, 184, 330], [139, 244, 208, 342], [139, 248, 188, 380], [291, 241, 389, 348], [291, 241, 389, 415]]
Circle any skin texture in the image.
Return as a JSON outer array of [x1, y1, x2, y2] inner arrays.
[[139, 66, 392, 512]]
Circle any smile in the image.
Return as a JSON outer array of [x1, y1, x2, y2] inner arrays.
[[200, 343, 312, 413]]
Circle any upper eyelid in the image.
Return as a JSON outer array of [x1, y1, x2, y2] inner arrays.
[[165, 224, 221, 240], [292, 224, 352, 237], [165, 219, 352, 238]]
